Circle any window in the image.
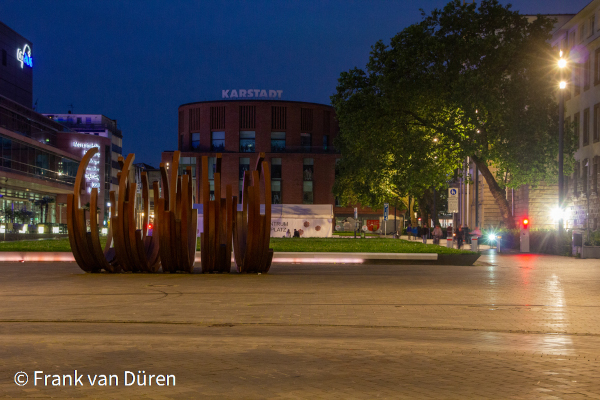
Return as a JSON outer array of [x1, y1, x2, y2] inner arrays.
[[574, 162, 579, 197], [271, 132, 286, 152], [575, 64, 581, 96], [594, 156, 599, 194], [584, 108, 590, 146], [208, 157, 216, 200], [569, 31, 576, 48], [303, 181, 313, 204], [271, 158, 282, 179], [595, 48, 600, 85], [301, 133, 312, 152], [239, 157, 250, 180], [591, 15, 596, 37], [303, 159, 314, 203], [272, 181, 282, 204], [323, 110, 331, 133], [574, 112, 580, 149], [210, 106, 225, 130], [239, 180, 243, 203], [301, 108, 314, 131], [583, 159, 589, 195], [595, 104, 600, 142], [178, 111, 184, 133], [239, 131, 255, 152], [1, 49, 6, 66], [584, 58, 591, 90], [191, 133, 200, 150], [179, 134, 183, 150], [323, 135, 329, 151], [303, 158, 314, 181], [211, 131, 225, 151], [579, 24, 585, 43], [271, 106, 287, 130], [239, 106, 256, 130], [189, 107, 201, 131]]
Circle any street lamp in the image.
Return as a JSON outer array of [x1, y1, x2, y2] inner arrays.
[[557, 51, 567, 233]]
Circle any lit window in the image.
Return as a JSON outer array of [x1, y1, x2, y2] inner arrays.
[[239, 131, 255, 153]]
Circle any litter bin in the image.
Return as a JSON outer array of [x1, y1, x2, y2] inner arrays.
[[446, 238, 453, 248], [471, 236, 479, 251]]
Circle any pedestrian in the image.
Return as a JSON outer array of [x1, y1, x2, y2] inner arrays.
[[446, 224, 453, 239], [412, 225, 418, 240], [407, 223, 412, 240], [286, 229, 291, 238], [293, 229, 300, 238], [433, 224, 443, 245], [456, 224, 464, 249], [422, 223, 429, 244]]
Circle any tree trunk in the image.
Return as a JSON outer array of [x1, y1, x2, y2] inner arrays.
[[471, 155, 515, 229]]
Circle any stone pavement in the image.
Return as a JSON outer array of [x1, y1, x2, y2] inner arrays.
[[1, 253, 600, 398]]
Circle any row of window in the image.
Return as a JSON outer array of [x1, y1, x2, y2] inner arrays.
[[203, 157, 316, 204], [0, 135, 79, 185], [569, 105, 600, 148], [565, 157, 599, 198], [188, 131, 330, 153], [181, 106, 332, 133]]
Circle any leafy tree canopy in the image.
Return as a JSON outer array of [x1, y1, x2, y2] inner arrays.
[[332, 0, 576, 228]]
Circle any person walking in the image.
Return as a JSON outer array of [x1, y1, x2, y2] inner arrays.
[[412, 225, 418, 240], [456, 224, 464, 249], [432, 224, 443, 245], [407, 223, 413, 240], [422, 223, 429, 244], [286, 229, 291, 238]]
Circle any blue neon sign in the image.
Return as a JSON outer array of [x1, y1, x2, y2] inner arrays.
[[17, 44, 32, 68]]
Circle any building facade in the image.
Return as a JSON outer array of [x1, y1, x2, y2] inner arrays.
[[165, 99, 339, 206], [44, 113, 123, 224], [0, 21, 80, 231], [552, 1, 600, 233]]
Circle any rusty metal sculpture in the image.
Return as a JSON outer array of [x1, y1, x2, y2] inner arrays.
[[155, 150, 198, 273], [232, 152, 274, 273], [69, 148, 270, 274], [110, 153, 160, 272], [67, 147, 118, 273], [200, 154, 235, 273]]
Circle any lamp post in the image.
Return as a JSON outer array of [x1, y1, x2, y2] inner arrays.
[[558, 52, 567, 233]]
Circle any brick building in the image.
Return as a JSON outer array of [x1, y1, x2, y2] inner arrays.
[[162, 99, 396, 230]]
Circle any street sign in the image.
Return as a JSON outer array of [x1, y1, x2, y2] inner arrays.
[[383, 203, 389, 221], [448, 187, 459, 213], [354, 207, 358, 219]]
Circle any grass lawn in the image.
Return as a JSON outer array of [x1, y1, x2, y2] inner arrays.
[[270, 238, 475, 254], [0, 237, 475, 255], [333, 231, 378, 237]]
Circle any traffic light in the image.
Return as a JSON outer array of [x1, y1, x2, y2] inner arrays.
[[522, 218, 529, 229]]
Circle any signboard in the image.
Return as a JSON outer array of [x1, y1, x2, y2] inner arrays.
[[17, 44, 32, 68], [353, 207, 358, 219], [366, 220, 379, 232], [222, 89, 283, 99], [448, 187, 459, 213], [72, 141, 101, 194], [383, 203, 389, 221]]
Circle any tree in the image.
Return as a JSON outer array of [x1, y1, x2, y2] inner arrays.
[[34, 196, 55, 223], [332, 0, 576, 229]]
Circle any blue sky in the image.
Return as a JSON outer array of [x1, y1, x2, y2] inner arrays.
[[0, 0, 591, 165]]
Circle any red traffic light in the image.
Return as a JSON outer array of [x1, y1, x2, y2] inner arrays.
[[147, 224, 153, 230], [523, 219, 529, 229]]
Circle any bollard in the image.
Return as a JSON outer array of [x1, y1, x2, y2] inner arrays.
[[471, 237, 479, 251], [497, 236, 502, 253], [446, 238, 453, 248]]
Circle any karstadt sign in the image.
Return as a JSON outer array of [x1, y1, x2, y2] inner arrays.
[[222, 89, 283, 99]]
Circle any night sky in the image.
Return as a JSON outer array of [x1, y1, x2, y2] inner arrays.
[[0, 0, 591, 166]]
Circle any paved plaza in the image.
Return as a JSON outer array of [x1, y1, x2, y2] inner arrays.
[[1, 253, 600, 398]]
